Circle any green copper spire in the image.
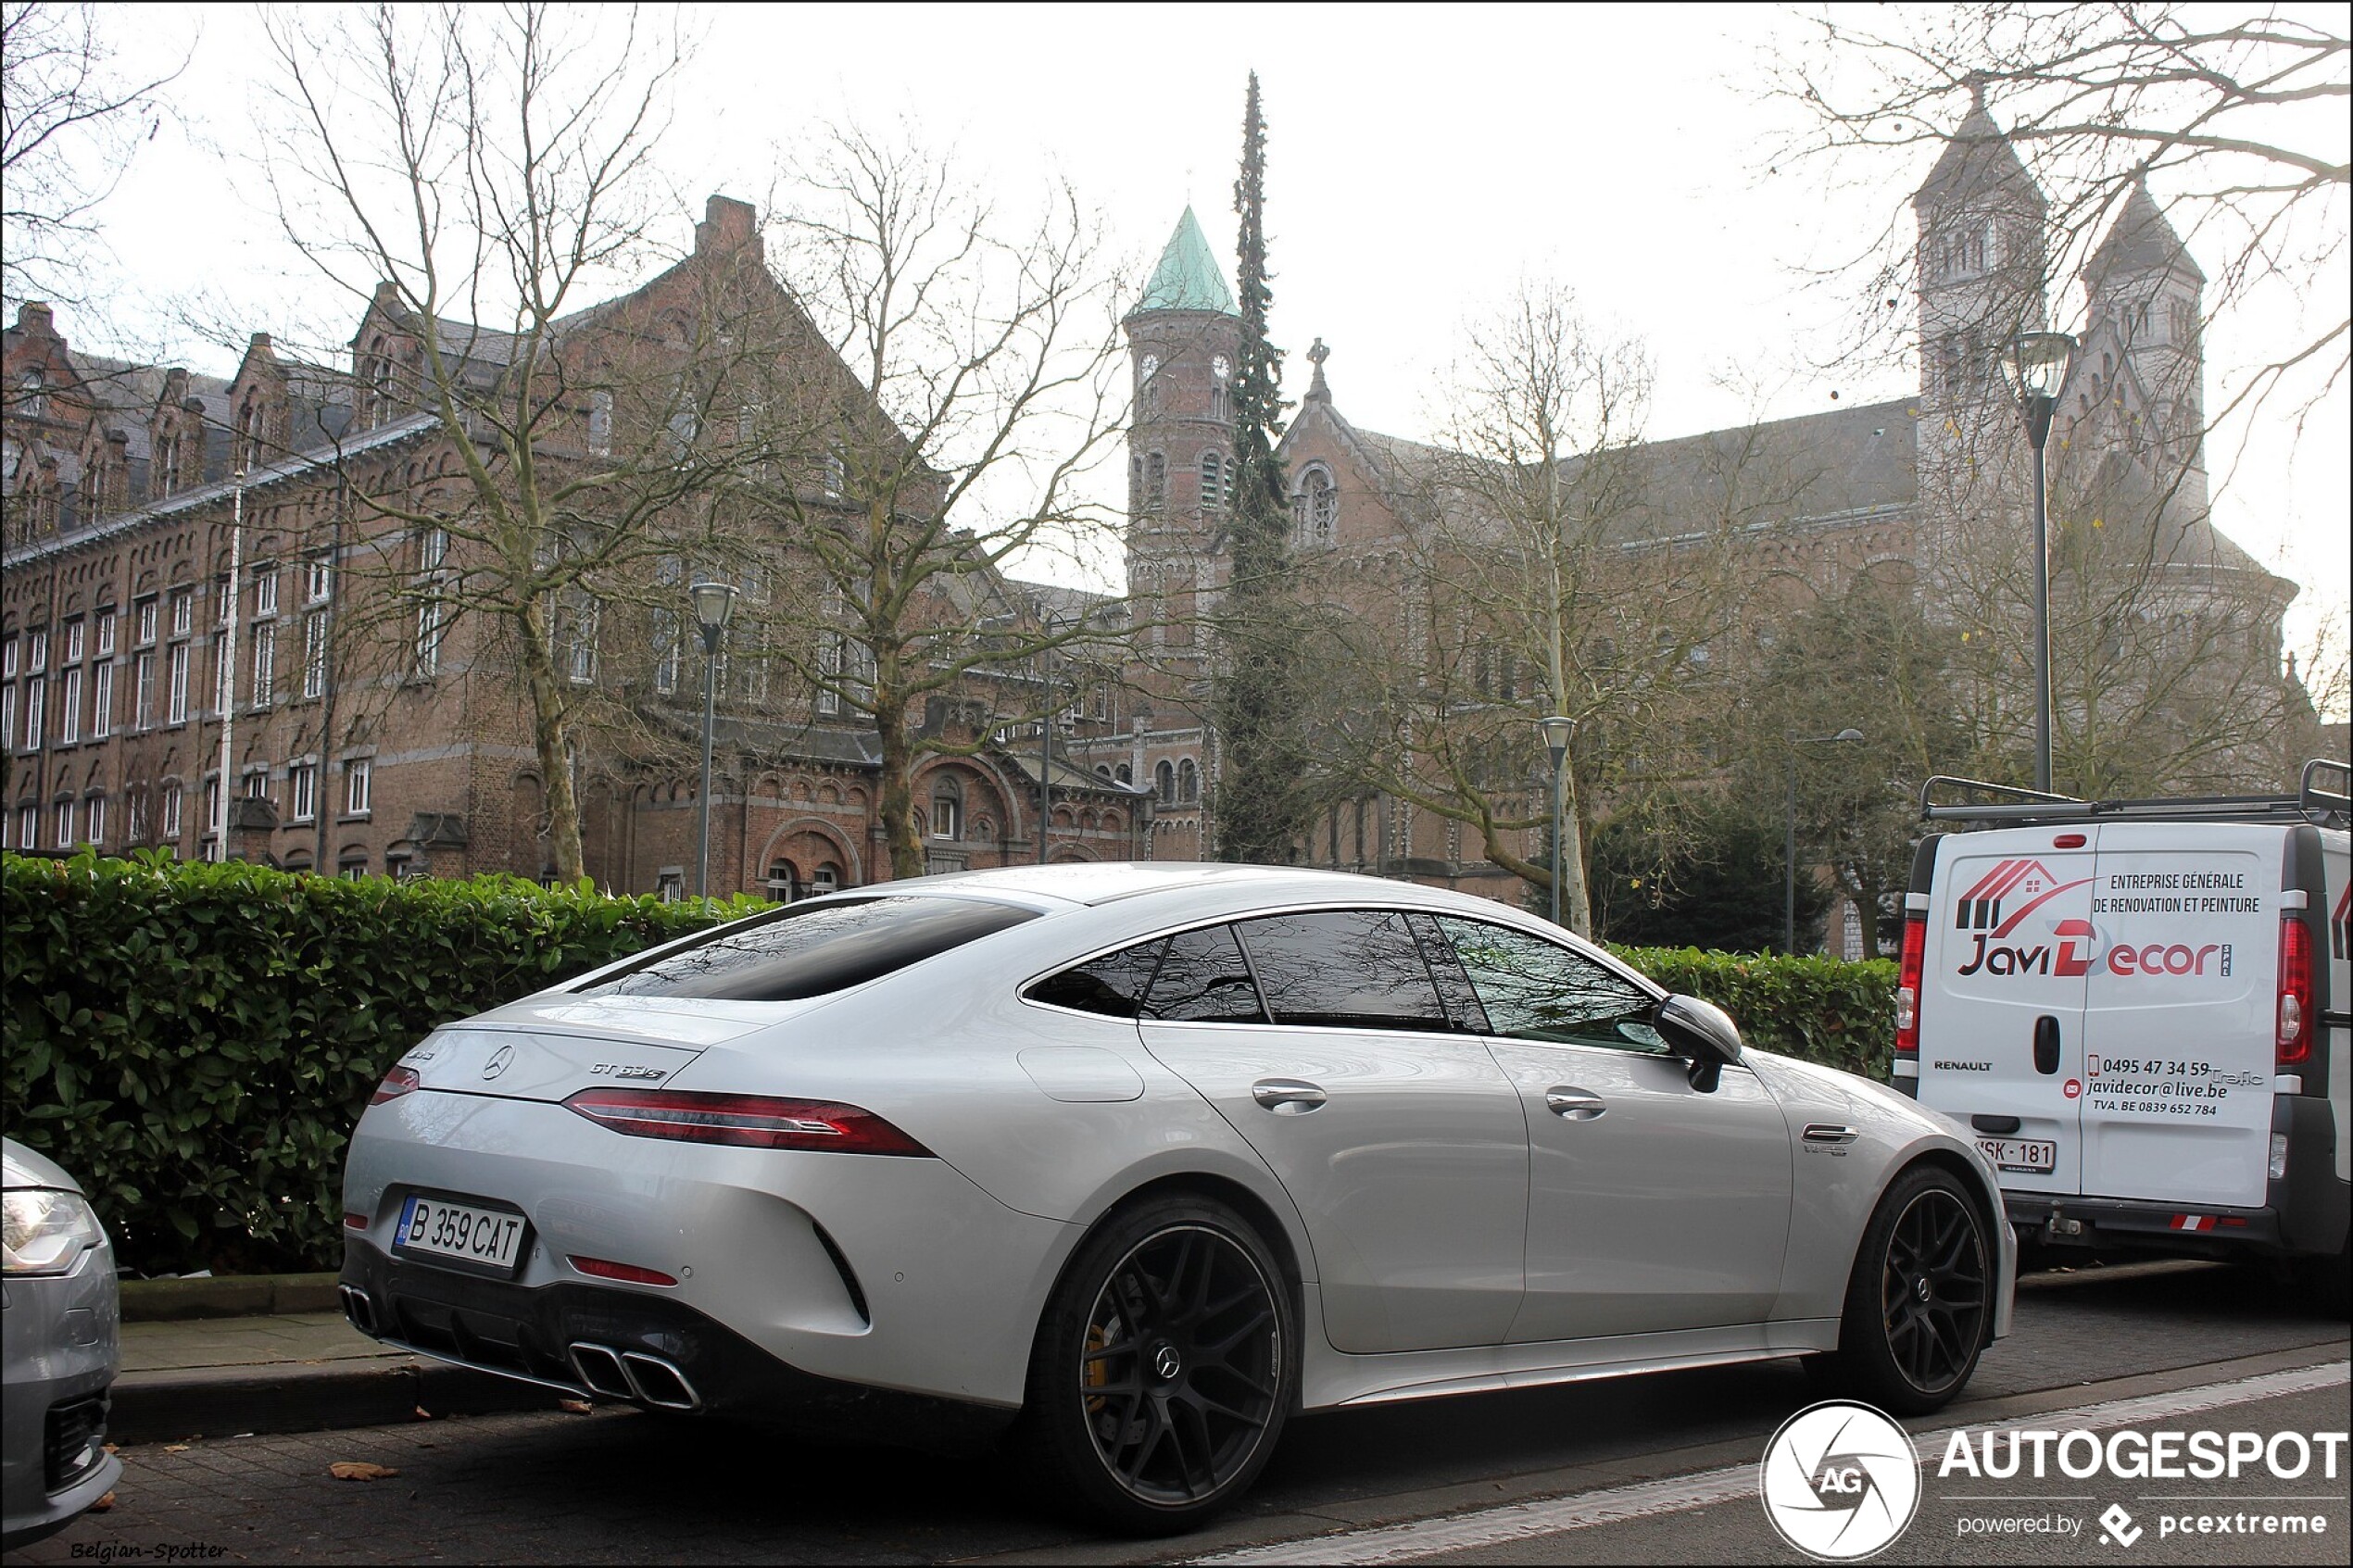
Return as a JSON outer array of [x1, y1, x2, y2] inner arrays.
[[1136, 207, 1237, 316]]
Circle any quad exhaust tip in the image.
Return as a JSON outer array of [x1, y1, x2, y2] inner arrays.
[[567, 1341, 700, 1411], [338, 1286, 378, 1336]]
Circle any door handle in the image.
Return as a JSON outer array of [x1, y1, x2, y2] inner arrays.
[[2033, 1015, 2061, 1076], [1803, 1123, 1859, 1145], [1251, 1079, 1327, 1114], [1544, 1087, 1606, 1121]]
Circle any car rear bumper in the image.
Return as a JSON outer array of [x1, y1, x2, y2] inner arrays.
[[342, 1089, 1076, 1410], [2007, 1193, 2285, 1256], [336, 1241, 1014, 1446]]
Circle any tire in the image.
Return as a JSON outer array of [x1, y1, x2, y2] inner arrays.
[[1018, 1194, 1294, 1536], [1817, 1164, 1994, 1417]]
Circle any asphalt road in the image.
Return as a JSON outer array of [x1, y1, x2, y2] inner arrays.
[[8, 1261, 2346, 1567]]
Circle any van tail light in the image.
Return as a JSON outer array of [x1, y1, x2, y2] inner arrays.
[[562, 1089, 933, 1156], [1895, 912, 1927, 1061], [369, 1066, 422, 1105], [2277, 915, 2313, 1067]]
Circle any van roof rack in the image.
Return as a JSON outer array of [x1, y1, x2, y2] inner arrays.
[[1921, 758, 2349, 829]]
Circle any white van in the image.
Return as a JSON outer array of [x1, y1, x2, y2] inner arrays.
[[1897, 762, 2348, 1310]]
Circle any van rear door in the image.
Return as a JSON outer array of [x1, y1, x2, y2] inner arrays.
[[2079, 823, 2281, 1209], [1918, 829, 2102, 1196]]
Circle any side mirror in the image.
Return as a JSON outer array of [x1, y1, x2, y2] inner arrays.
[[1653, 993, 1744, 1093]]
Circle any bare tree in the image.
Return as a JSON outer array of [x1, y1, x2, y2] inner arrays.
[[748, 126, 1131, 880], [1, 0, 185, 319], [1768, 4, 2348, 433], [1322, 286, 1788, 935], [249, 2, 791, 881]]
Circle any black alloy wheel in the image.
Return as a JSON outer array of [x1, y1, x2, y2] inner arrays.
[[1818, 1164, 1993, 1416], [1022, 1197, 1292, 1534], [1878, 1185, 1989, 1395]]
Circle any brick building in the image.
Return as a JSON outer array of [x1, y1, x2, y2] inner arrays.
[[1091, 100, 2303, 929], [2, 195, 1145, 891]]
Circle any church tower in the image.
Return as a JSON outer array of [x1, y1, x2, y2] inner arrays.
[[1910, 81, 2051, 582], [1912, 79, 2049, 423], [1125, 207, 1241, 676], [2077, 176, 2208, 508]]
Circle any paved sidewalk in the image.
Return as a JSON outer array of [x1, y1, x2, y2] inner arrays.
[[109, 1309, 556, 1445]]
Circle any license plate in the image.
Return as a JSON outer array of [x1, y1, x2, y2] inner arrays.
[[1977, 1137, 2057, 1174], [393, 1193, 529, 1276]]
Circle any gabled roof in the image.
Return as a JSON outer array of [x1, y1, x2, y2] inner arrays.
[[1134, 207, 1237, 318], [2088, 177, 2204, 287], [1915, 84, 2045, 212]]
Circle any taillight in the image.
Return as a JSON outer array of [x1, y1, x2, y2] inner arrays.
[[2278, 916, 2313, 1067], [562, 1089, 933, 1156], [1895, 913, 1927, 1060], [369, 1066, 422, 1105]]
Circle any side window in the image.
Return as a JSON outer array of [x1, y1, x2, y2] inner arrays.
[[1434, 917, 1663, 1052], [1026, 938, 1167, 1019], [1233, 909, 1452, 1033], [1144, 924, 1265, 1023]]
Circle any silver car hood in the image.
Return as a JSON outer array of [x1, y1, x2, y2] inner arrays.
[[1747, 1048, 1972, 1140], [2, 1135, 83, 1193]]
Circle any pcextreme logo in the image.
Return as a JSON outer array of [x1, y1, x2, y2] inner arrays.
[[1759, 1400, 1921, 1561], [1953, 860, 2096, 978]]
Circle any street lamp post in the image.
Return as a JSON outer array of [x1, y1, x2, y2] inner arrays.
[[2000, 331, 2077, 796], [690, 581, 736, 901], [214, 462, 248, 861], [1535, 715, 1575, 928], [1785, 728, 1865, 955]]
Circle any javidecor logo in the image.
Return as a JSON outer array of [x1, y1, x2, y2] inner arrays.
[[1759, 1400, 1922, 1562]]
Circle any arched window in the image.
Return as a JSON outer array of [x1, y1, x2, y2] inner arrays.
[[931, 774, 963, 841], [812, 863, 839, 895], [766, 859, 799, 902], [1145, 451, 1166, 514], [367, 337, 395, 426], [1177, 758, 1198, 803], [1114, 762, 1131, 784], [1210, 354, 1232, 421], [1154, 760, 1175, 803], [1293, 465, 1337, 546], [1200, 449, 1225, 512]]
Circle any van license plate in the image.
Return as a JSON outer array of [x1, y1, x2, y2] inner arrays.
[[1977, 1137, 2057, 1174], [393, 1194, 529, 1276]]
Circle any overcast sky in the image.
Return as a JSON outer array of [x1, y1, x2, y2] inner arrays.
[[75, 3, 2351, 671]]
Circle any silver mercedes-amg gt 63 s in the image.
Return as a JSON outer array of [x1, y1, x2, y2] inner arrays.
[[340, 864, 2013, 1533]]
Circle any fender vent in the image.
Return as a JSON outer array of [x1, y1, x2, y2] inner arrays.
[[812, 1222, 870, 1326]]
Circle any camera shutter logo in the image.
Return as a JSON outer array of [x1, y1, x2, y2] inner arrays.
[[1759, 1400, 1921, 1561]]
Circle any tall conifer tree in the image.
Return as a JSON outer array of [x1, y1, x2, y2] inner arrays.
[[1214, 73, 1313, 861]]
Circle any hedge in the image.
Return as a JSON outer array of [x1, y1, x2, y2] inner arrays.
[[4, 851, 754, 1274], [4, 852, 1896, 1276], [1612, 946, 1897, 1081]]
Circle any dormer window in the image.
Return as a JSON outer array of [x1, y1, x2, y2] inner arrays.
[[367, 341, 396, 427]]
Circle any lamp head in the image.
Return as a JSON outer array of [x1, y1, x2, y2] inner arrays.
[[1535, 714, 1575, 765], [690, 580, 737, 634], [2001, 332, 2075, 406]]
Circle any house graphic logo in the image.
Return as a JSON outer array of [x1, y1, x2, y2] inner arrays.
[[1955, 859, 2094, 939]]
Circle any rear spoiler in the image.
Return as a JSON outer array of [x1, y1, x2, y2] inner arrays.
[[1919, 758, 2349, 830]]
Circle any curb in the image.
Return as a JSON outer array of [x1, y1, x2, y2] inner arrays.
[[108, 1357, 562, 1445], [119, 1273, 343, 1322]]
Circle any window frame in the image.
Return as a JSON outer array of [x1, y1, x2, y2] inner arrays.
[[1431, 912, 1672, 1056]]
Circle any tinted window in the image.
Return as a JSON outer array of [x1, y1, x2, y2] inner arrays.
[[1234, 909, 1452, 1032], [1435, 917, 1662, 1051], [1026, 938, 1167, 1018], [582, 897, 1038, 1002], [1144, 924, 1265, 1023]]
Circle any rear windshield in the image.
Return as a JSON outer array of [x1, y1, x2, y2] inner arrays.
[[577, 897, 1039, 1002]]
